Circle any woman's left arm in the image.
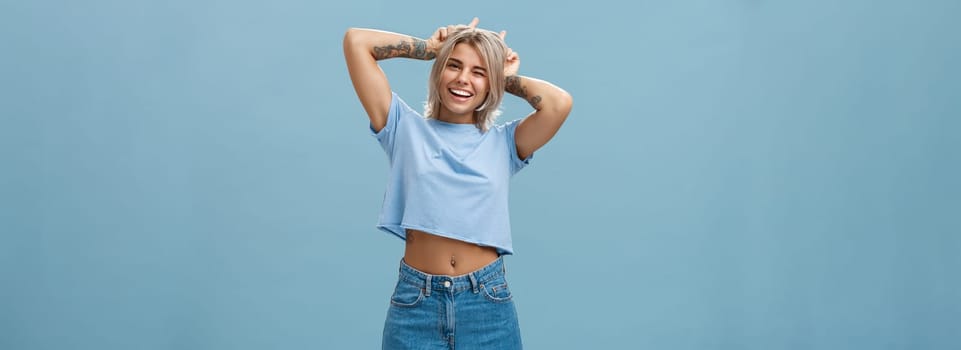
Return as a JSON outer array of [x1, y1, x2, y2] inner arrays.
[[502, 45, 573, 160]]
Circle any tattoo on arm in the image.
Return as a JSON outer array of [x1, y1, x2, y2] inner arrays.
[[506, 76, 543, 109], [372, 37, 436, 60], [411, 39, 432, 60]]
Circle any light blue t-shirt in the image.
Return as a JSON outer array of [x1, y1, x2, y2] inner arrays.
[[370, 92, 531, 255]]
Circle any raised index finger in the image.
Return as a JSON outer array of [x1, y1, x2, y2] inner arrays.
[[468, 17, 479, 29]]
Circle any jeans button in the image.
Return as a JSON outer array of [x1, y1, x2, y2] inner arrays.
[[444, 280, 451, 288]]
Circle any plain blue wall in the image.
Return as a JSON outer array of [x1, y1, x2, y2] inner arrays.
[[2, 0, 959, 349]]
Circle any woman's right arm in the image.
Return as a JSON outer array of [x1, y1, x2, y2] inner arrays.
[[343, 28, 435, 132]]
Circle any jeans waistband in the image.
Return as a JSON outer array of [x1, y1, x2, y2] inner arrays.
[[398, 257, 506, 295]]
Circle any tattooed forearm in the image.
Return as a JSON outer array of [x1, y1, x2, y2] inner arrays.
[[372, 37, 436, 60], [505, 75, 542, 109], [411, 39, 433, 60], [505, 76, 524, 97]]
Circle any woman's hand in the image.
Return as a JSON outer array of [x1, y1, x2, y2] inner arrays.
[[426, 17, 480, 55], [495, 30, 519, 77], [503, 45, 520, 77]]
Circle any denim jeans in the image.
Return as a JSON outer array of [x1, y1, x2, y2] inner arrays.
[[382, 257, 522, 349]]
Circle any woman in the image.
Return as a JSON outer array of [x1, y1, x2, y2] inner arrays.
[[343, 17, 572, 349]]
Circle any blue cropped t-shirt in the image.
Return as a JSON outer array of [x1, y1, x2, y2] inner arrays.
[[370, 92, 531, 255]]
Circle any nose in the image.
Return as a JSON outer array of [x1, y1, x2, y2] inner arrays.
[[455, 70, 470, 84]]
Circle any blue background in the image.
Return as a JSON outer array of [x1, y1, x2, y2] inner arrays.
[[2, 0, 959, 349]]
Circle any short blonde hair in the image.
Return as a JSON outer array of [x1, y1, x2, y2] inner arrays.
[[424, 28, 508, 131]]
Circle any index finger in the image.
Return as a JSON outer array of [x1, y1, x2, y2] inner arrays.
[[468, 17, 479, 28]]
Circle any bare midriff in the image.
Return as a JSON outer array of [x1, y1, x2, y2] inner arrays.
[[404, 229, 500, 276]]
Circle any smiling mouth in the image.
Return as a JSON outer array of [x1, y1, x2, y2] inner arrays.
[[448, 88, 474, 99]]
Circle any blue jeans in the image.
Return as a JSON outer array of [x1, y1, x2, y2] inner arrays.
[[382, 257, 522, 349]]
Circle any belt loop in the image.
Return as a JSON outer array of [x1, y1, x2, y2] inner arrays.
[[469, 272, 479, 293], [425, 275, 432, 297]]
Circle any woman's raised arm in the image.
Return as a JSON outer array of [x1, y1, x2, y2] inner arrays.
[[503, 48, 573, 159], [343, 19, 478, 131]]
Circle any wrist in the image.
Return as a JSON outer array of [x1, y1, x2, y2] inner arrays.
[[505, 75, 523, 96], [409, 37, 436, 60]]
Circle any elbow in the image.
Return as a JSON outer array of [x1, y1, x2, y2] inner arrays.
[[343, 28, 370, 58], [554, 89, 573, 119], [560, 90, 573, 113], [344, 28, 373, 50], [343, 28, 359, 47]]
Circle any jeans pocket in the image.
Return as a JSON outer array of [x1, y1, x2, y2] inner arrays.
[[480, 276, 513, 303], [389, 279, 425, 308]]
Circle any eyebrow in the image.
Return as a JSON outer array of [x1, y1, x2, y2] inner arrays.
[[448, 58, 487, 72]]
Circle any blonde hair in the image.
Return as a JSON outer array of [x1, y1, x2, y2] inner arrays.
[[424, 28, 508, 131]]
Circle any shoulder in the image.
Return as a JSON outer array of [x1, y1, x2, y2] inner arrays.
[[388, 92, 425, 120], [489, 118, 525, 136], [386, 92, 429, 127], [372, 92, 426, 141], [491, 118, 522, 131], [390, 92, 420, 116]]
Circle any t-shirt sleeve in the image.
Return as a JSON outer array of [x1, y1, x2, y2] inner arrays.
[[370, 92, 407, 156], [505, 118, 533, 175]]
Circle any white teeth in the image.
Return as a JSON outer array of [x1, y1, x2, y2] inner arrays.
[[449, 89, 472, 97]]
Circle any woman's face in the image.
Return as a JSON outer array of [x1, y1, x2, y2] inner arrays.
[[437, 43, 490, 122]]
